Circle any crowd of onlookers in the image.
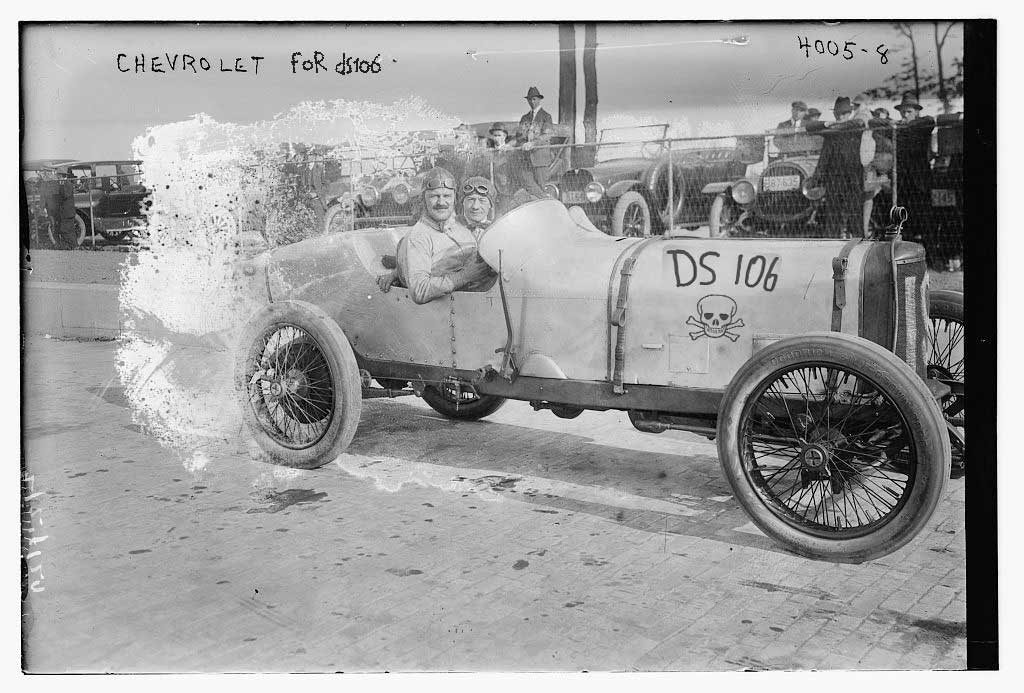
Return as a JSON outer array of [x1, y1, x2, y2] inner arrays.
[[771, 94, 962, 269]]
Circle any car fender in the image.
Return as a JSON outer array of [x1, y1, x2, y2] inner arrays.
[[701, 181, 732, 196], [606, 180, 643, 199]]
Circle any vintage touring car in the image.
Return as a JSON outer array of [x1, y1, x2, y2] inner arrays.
[[555, 125, 764, 238], [234, 199, 957, 563]]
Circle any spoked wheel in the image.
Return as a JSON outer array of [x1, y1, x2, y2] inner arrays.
[[421, 381, 506, 421], [927, 290, 965, 477], [235, 301, 362, 468], [718, 333, 949, 563], [611, 191, 653, 238]]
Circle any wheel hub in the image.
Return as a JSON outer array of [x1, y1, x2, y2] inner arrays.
[[800, 443, 830, 471]]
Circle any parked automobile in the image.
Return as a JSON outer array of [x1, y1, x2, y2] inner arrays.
[[21, 159, 75, 248], [52, 160, 150, 245], [703, 131, 827, 238], [556, 125, 762, 237], [233, 199, 955, 563]]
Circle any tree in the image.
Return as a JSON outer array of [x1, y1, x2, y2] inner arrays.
[[933, 22, 957, 113], [865, 22, 963, 111], [864, 22, 921, 101], [557, 24, 577, 142]]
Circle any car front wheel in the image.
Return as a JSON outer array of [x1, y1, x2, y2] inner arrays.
[[611, 191, 653, 237], [717, 332, 950, 563], [708, 194, 737, 238], [235, 300, 363, 468], [323, 202, 354, 234]]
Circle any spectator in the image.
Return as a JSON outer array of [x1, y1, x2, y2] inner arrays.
[[486, 123, 514, 214], [805, 108, 822, 124], [893, 94, 936, 246], [514, 86, 555, 200], [852, 93, 874, 126], [777, 101, 808, 130], [805, 97, 866, 238], [872, 108, 891, 123], [41, 172, 79, 249]]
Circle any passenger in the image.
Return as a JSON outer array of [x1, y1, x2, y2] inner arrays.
[[457, 176, 496, 235], [804, 108, 822, 124], [376, 167, 494, 303]]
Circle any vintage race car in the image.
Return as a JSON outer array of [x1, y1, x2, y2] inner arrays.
[[234, 199, 955, 563]]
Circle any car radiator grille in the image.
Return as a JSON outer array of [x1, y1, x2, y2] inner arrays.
[[894, 257, 930, 380], [757, 163, 810, 221]]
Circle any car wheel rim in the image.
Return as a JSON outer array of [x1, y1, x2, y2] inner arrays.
[[245, 324, 335, 450], [740, 364, 916, 539], [926, 316, 964, 421], [625, 203, 647, 237]]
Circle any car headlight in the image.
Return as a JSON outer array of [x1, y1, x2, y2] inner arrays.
[[358, 185, 379, 207], [585, 182, 605, 203], [391, 183, 410, 206], [543, 183, 559, 200], [802, 180, 825, 201], [731, 180, 755, 205]]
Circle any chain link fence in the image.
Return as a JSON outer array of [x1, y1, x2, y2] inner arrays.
[[22, 116, 963, 269]]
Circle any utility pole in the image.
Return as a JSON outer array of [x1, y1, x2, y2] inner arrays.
[[582, 23, 598, 167], [557, 23, 577, 142]]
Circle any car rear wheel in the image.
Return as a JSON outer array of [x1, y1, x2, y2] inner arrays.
[[422, 382, 506, 421], [611, 191, 653, 238], [717, 332, 950, 563], [49, 214, 88, 248], [927, 290, 965, 476], [235, 300, 362, 469]]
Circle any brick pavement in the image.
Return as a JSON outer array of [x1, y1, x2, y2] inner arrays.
[[22, 337, 967, 672]]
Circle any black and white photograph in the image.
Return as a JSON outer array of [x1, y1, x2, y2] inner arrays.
[[18, 14, 998, 674]]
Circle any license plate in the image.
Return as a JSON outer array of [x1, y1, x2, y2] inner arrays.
[[762, 175, 800, 192], [561, 190, 588, 205], [931, 189, 957, 207]]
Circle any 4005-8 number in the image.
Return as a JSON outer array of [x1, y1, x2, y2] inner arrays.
[[668, 250, 780, 292]]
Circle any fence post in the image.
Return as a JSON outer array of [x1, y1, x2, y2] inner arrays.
[[666, 138, 674, 233], [89, 186, 95, 249]]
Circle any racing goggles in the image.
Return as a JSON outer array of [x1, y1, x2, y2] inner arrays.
[[462, 182, 493, 197], [423, 174, 456, 191]]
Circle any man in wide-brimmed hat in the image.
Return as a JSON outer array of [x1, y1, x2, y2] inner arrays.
[[514, 86, 555, 199], [379, 166, 494, 303], [805, 96, 867, 238], [894, 94, 925, 121], [893, 93, 936, 246]]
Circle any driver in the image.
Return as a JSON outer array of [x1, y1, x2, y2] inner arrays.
[[377, 167, 494, 304]]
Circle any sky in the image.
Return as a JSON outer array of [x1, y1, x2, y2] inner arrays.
[[21, 21, 964, 161]]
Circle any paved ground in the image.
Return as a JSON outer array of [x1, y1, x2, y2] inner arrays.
[[22, 337, 966, 672]]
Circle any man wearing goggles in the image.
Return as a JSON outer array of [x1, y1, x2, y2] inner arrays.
[[377, 167, 494, 303], [457, 176, 496, 234]]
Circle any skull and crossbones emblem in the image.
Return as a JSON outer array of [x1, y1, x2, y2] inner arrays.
[[686, 294, 745, 342]]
